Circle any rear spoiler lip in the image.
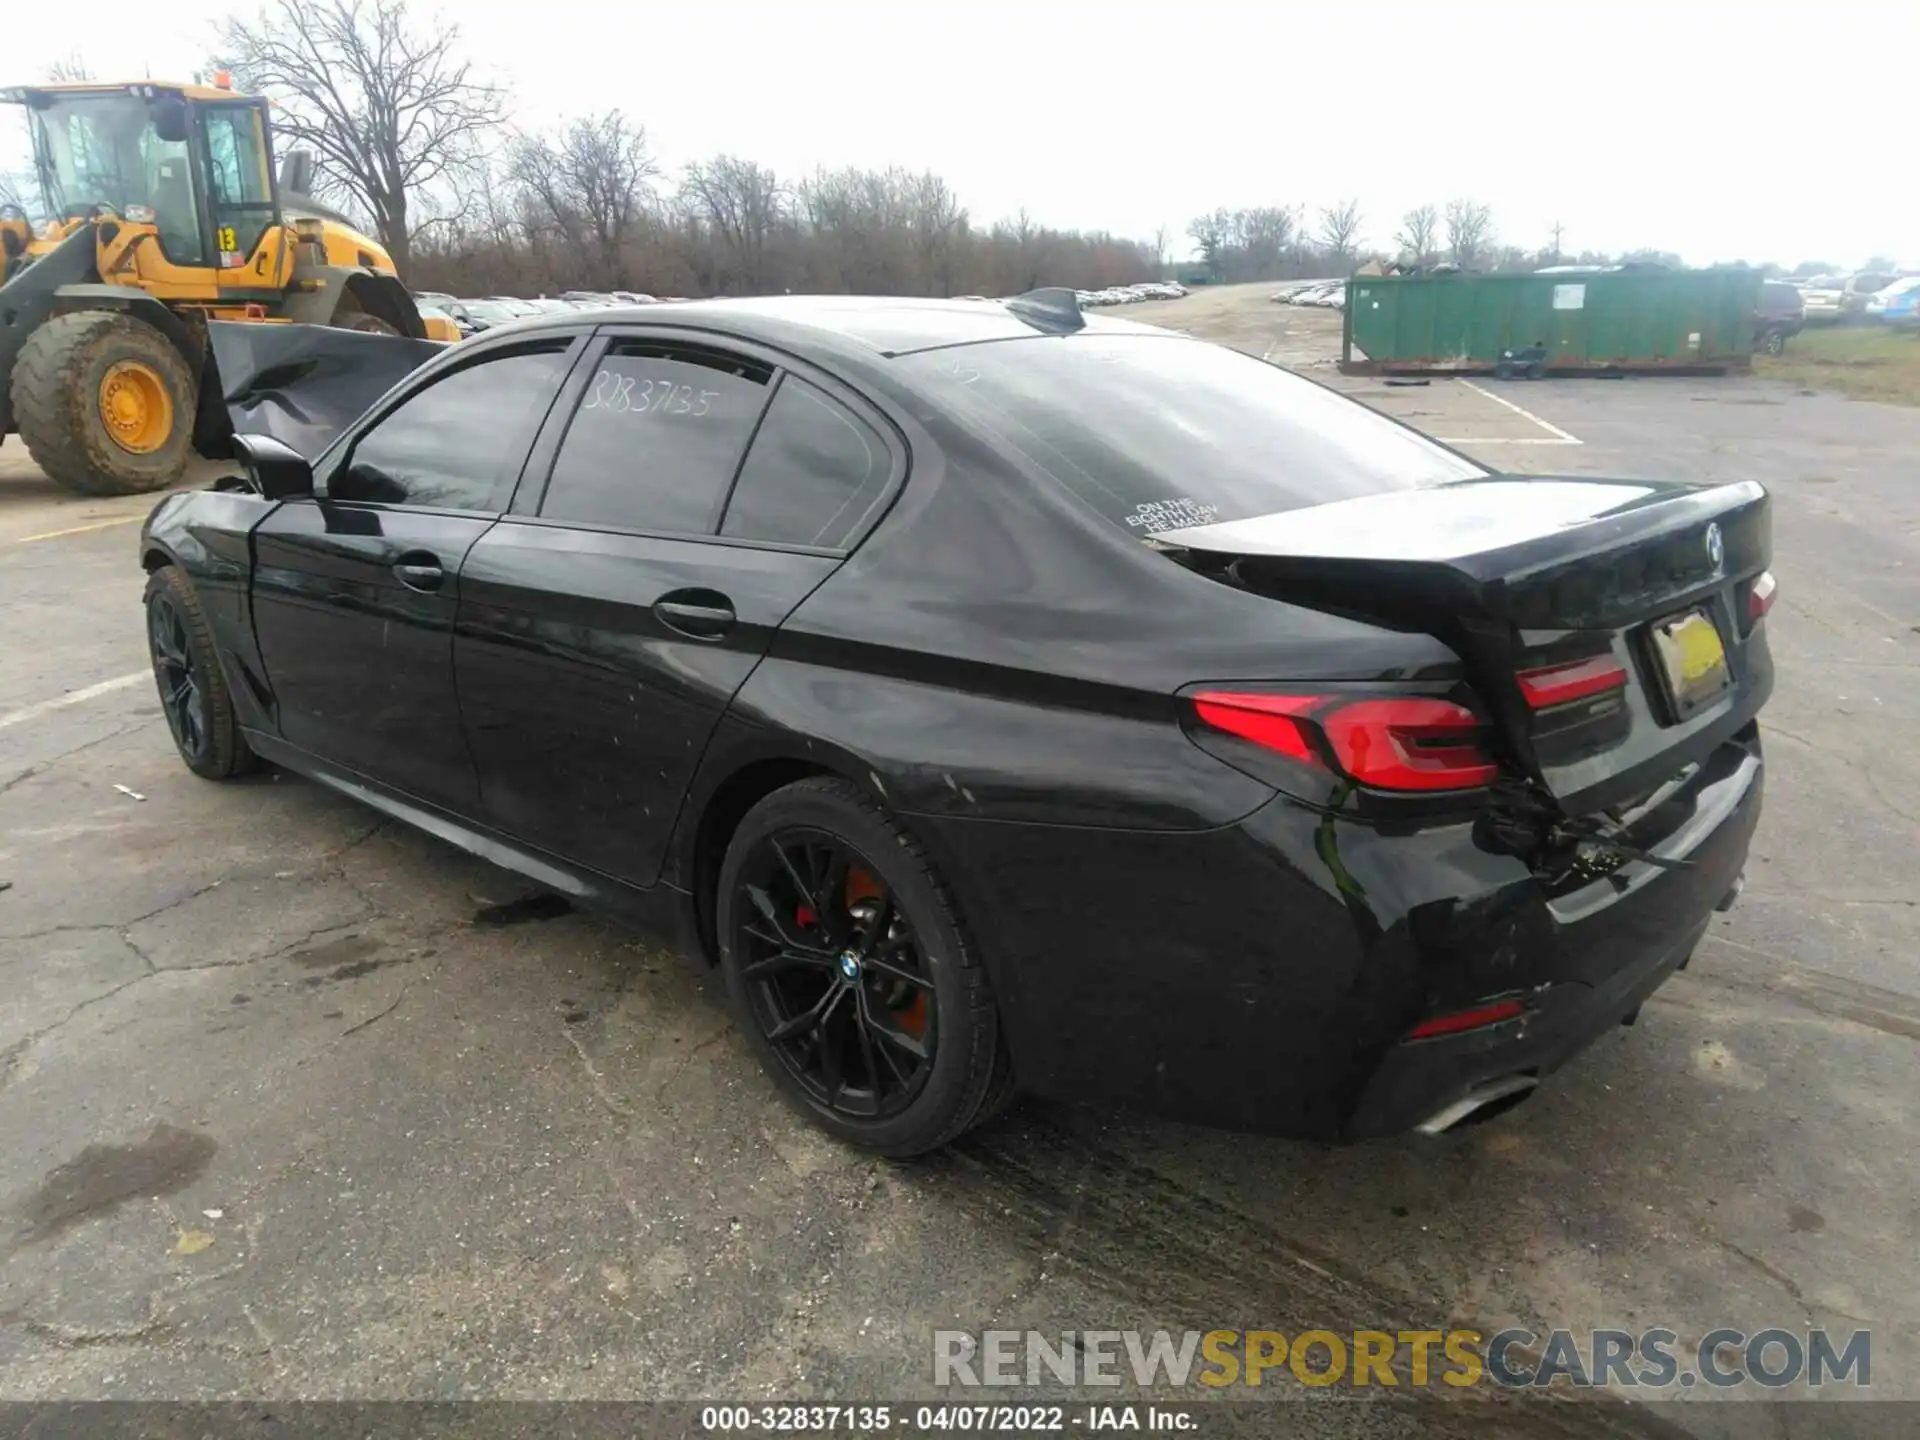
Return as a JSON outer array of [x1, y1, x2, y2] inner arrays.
[[1153, 477, 1770, 632]]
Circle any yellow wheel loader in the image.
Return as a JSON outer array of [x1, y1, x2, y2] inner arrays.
[[0, 77, 459, 496]]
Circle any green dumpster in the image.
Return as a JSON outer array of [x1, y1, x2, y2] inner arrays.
[[1341, 269, 1762, 376]]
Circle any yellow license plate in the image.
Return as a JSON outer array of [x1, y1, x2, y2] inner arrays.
[[1650, 609, 1731, 718]]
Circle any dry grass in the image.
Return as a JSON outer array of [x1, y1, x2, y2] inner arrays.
[[1757, 324, 1920, 406]]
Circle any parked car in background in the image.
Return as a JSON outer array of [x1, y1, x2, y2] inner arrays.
[[1797, 276, 1845, 322], [1840, 274, 1896, 319], [1864, 277, 1920, 323], [1801, 273, 1895, 323], [1879, 283, 1920, 329], [1754, 281, 1805, 354], [449, 299, 524, 333]]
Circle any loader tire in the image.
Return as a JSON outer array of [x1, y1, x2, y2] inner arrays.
[[10, 310, 196, 496], [335, 309, 399, 336]]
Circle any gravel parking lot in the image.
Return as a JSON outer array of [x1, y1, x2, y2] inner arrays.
[[3, 286, 1917, 1433]]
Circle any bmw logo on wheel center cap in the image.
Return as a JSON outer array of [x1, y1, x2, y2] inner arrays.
[[838, 951, 861, 980], [1705, 522, 1725, 573]]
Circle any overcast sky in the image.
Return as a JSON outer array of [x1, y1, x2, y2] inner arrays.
[[10, 0, 1918, 268]]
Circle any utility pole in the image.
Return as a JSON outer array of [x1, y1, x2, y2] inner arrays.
[[1548, 220, 1566, 263]]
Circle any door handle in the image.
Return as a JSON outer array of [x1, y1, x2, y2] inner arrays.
[[654, 588, 736, 639], [393, 551, 445, 592]]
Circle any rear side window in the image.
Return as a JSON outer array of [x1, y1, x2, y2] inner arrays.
[[899, 335, 1483, 535], [539, 341, 773, 534], [338, 345, 569, 510], [721, 377, 891, 548]]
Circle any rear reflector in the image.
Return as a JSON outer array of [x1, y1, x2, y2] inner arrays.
[[1189, 691, 1499, 793], [1748, 570, 1777, 621], [1515, 654, 1629, 710], [1406, 999, 1526, 1039]]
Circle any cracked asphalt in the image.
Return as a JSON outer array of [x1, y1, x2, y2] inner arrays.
[[2, 290, 1917, 1433]]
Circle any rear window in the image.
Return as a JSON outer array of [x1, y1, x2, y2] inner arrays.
[[898, 334, 1483, 534]]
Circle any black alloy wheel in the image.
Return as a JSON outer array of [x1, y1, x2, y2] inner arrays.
[[149, 587, 209, 763], [735, 828, 937, 1120], [716, 777, 1012, 1155], [143, 566, 255, 780]]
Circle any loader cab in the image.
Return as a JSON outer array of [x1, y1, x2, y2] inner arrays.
[[4, 81, 280, 277]]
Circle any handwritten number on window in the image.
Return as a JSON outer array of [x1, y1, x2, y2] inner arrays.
[[580, 369, 722, 420]]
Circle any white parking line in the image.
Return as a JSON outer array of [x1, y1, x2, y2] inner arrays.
[[1432, 436, 1583, 445], [1455, 379, 1582, 444], [0, 671, 149, 731]]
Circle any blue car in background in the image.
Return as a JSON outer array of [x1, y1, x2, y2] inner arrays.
[[1864, 277, 1920, 327]]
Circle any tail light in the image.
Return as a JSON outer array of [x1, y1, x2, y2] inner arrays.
[[1189, 691, 1500, 793], [1514, 654, 1628, 710], [1748, 570, 1777, 622]]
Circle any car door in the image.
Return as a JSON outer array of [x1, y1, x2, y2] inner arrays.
[[249, 338, 578, 814], [456, 331, 901, 886]]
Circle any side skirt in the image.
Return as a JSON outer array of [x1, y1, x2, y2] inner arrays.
[[243, 729, 705, 959]]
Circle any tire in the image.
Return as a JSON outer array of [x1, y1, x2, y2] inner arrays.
[[715, 777, 1010, 1156], [11, 311, 196, 496], [334, 308, 399, 336], [1526, 361, 1547, 380], [1493, 361, 1515, 381], [143, 565, 256, 781]]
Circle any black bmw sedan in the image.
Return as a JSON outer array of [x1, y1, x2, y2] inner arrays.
[[140, 292, 1772, 1155]]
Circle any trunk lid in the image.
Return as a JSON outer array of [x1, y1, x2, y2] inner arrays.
[[1154, 476, 1772, 817]]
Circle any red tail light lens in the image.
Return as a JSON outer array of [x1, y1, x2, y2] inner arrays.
[[1189, 691, 1499, 793], [1748, 570, 1777, 622], [1515, 655, 1628, 710], [1189, 692, 1318, 763], [1406, 998, 1526, 1039]]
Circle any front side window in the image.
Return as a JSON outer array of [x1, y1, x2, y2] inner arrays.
[[538, 341, 773, 534], [27, 93, 204, 265], [722, 376, 892, 548], [337, 346, 570, 510]]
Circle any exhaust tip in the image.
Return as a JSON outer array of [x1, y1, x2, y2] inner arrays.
[[1414, 1074, 1539, 1137]]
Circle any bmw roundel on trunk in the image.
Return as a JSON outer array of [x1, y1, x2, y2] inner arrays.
[[141, 294, 1771, 1155]]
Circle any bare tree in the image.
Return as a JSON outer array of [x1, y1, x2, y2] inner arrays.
[[1151, 223, 1171, 275], [1443, 198, 1493, 269], [680, 156, 786, 293], [217, 0, 504, 273], [906, 172, 965, 295], [1187, 208, 1231, 276], [1394, 204, 1438, 267], [44, 53, 93, 82], [1317, 198, 1363, 268], [511, 111, 658, 290]]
